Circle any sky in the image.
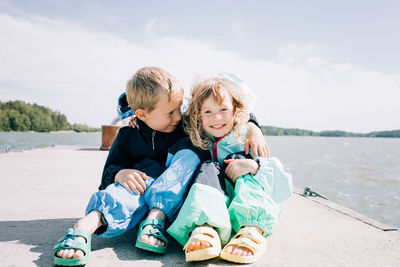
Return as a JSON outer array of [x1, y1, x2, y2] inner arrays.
[[0, 0, 399, 133]]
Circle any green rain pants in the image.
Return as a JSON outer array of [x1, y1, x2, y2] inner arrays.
[[167, 156, 281, 246]]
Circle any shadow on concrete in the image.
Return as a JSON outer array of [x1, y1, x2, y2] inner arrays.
[[0, 218, 233, 266]]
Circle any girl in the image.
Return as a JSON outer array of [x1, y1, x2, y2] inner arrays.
[[167, 73, 293, 264]]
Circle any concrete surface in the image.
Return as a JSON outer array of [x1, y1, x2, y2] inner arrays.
[[0, 146, 399, 267]]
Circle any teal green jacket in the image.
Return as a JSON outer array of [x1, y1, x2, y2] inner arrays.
[[209, 131, 293, 203]]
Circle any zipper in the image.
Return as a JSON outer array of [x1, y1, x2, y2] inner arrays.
[[151, 131, 156, 150], [211, 134, 228, 161]]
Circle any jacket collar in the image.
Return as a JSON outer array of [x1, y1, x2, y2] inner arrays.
[[137, 119, 156, 134]]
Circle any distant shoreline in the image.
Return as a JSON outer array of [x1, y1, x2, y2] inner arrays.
[[260, 126, 400, 138], [1, 126, 399, 138]]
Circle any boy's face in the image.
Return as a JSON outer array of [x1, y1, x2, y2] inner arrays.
[[141, 90, 183, 133], [200, 88, 235, 138]]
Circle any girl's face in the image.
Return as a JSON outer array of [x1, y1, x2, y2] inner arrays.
[[200, 88, 235, 138]]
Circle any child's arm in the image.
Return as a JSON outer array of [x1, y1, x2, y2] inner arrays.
[[114, 168, 148, 194], [223, 158, 259, 182], [99, 128, 135, 190]]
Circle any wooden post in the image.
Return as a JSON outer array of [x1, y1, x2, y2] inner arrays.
[[100, 125, 122, 151]]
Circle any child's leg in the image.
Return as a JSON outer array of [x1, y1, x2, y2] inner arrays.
[[221, 152, 281, 237], [56, 180, 153, 261], [143, 138, 204, 221], [167, 160, 232, 247], [55, 210, 103, 259], [86, 181, 151, 237], [222, 173, 279, 260], [219, 152, 279, 260], [229, 174, 281, 236], [54, 175, 151, 261]]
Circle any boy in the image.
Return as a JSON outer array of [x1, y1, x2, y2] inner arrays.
[[53, 67, 267, 266]]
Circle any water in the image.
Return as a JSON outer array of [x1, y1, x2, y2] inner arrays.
[[1, 132, 399, 229], [266, 136, 400, 229], [0, 132, 101, 152]]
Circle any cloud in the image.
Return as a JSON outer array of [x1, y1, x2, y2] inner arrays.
[[0, 13, 399, 132]]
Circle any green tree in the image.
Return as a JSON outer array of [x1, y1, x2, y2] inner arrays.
[[7, 109, 31, 131], [0, 110, 11, 131]]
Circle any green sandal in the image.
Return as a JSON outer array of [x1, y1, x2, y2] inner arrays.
[[53, 228, 91, 266], [135, 219, 169, 254]]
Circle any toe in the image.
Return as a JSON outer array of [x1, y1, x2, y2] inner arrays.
[[239, 248, 247, 257], [66, 249, 75, 258], [148, 236, 156, 245], [201, 241, 211, 249], [187, 242, 195, 252], [73, 249, 84, 258], [139, 235, 146, 242], [56, 250, 63, 258], [225, 245, 233, 253]]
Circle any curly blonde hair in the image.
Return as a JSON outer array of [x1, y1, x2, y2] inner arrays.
[[184, 77, 250, 150]]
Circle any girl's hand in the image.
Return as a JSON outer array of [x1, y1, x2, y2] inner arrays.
[[114, 169, 148, 194], [224, 159, 259, 182], [128, 116, 137, 128], [245, 123, 270, 158]]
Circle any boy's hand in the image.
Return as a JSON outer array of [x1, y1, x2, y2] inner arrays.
[[128, 116, 137, 128], [115, 169, 148, 194], [224, 159, 259, 182], [245, 123, 270, 158]]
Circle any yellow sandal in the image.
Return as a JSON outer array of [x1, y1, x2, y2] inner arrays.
[[220, 227, 267, 264], [183, 226, 221, 262]]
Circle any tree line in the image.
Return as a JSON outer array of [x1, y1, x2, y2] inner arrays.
[[260, 126, 400, 138], [0, 100, 99, 132]]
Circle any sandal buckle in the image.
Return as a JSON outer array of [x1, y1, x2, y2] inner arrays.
[[148, 228, 162, 237], [61, 238, 74, 249]]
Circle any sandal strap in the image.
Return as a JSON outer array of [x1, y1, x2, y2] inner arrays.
[[64, 228, 91, 240], [139, 219, 165, 230], [234, 227, 264, 244], [191, 226, 219, 237]]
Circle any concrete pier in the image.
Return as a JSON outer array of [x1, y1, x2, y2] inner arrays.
[[0, 147, 399, 266]]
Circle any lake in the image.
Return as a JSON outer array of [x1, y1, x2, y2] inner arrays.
[[1, 132, 399, 228]]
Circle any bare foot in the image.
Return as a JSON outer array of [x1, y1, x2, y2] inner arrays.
[[223, 226, 263, 257], [56, 210, 102, 259]]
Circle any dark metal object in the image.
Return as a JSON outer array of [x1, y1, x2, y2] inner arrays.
[[302, 187, 328, 200]]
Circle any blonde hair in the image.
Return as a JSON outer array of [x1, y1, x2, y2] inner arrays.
[[126, 67, 183, 112], [185, 77, 250, 150]]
